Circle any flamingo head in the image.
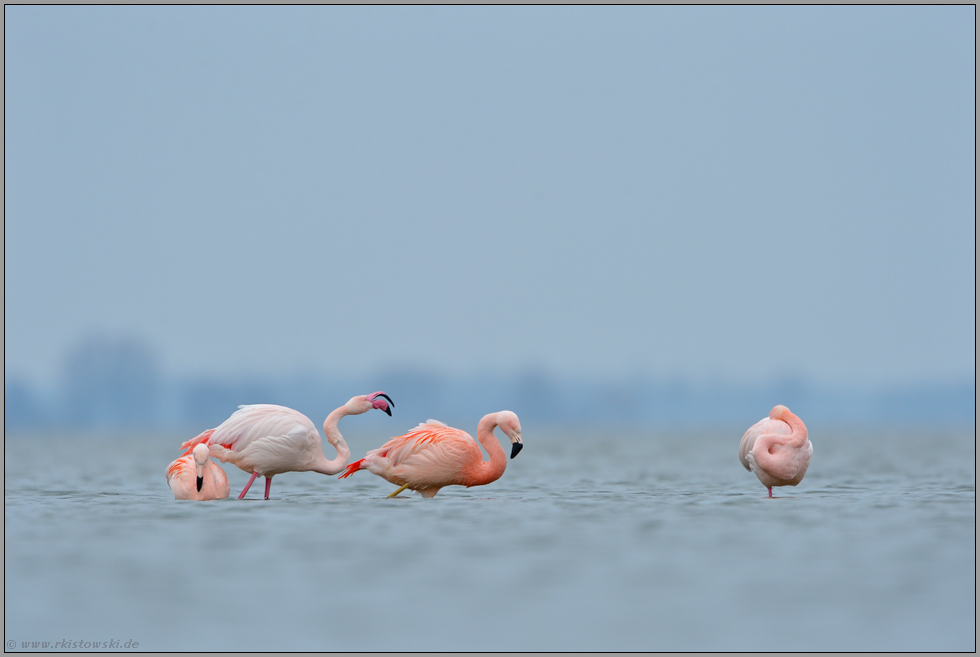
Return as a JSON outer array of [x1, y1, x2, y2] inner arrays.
[[496, 410, 523, 459], [769, 405, 791, 422], [192, 443, 209, 492], [348, 392, 394, 416], [769, 404, 807, 438]]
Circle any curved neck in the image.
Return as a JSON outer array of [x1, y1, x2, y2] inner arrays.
[[311, 406, 352, 475], [778, 412, 808, 447], [466, 414, 508, 486]]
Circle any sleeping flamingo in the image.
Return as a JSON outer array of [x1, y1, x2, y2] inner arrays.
[[180, 392, 393, 500], [166, 443, 230, 500], [339, 410, 523, 498], [739, 404, 812, 498]]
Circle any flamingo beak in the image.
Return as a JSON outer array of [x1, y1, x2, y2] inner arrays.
[[368, 392, 394, 416], [195, 461, 206, 491], [510, 437, 523, 459]]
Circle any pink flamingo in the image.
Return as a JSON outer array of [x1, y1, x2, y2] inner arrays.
[[166, 443, 230, 500], [339, 411, 523, 498], [180, 392, 393, 500], [739, 404, 812, 498]]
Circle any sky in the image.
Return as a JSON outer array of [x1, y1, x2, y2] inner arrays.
[[4, 6, 976, 389]]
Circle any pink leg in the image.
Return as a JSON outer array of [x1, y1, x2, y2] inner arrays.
[[768, 486, 773, 498], [239, 471, 260, 499], [264, 476, 272, 500]]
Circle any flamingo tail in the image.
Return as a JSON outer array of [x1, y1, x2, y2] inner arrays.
[[180, 428, 215, 455], [338, 458, 365, 479]]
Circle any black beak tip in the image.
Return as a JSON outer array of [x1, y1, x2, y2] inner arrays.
[[510, 442, 523, 459], [383, 406, 392, 417], [196, 476, 203, 492]]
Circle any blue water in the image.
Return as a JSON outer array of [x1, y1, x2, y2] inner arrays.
[[4, 424, 975, 651]]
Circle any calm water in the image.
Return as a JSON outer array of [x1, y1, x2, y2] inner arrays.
[[4, 424, 975, 651]]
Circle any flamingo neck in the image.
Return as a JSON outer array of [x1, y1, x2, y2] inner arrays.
[[466, 413, 508, 486], [312, 406, 352, 475], [775, 409, 808, 447]]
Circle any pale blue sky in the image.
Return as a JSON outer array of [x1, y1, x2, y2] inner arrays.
[[4, 6, 975, 388]]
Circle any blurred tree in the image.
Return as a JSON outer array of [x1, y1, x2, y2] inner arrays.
[[5, 377, 49, 429], [61, 335, 160, 428]]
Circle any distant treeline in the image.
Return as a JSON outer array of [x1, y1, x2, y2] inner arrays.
[[5, 369, 975, 431], [4, 335, 975, 431]]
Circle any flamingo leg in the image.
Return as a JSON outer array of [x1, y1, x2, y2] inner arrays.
[[264, 476, 273, 500], [768, 486, 773, 498], [387, 484, 410, 498], [239, 471, 260, 499]]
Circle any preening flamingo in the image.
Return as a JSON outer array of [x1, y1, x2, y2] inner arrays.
[[739, 404, 812, 498], [166, 443, 230, 500], [339, 410, 523, 498], [181, 392, 394, 500]]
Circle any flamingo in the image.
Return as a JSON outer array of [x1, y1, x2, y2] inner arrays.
[[166, 443, 230, 500], [739, 404, 812, 498], [339, 410, 523, 498], [180, 392, 394, 500]]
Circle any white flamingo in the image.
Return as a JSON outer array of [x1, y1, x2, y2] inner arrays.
[[181, 392, 393, 500]]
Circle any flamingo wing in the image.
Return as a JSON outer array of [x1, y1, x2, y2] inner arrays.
[[206, 404, 319, 453], [205, 460, 231, 499], [739, 417, 792, 471], [166, 453, 192, 486], [166, 453, 197, 498], [371, 421, 481, 485]]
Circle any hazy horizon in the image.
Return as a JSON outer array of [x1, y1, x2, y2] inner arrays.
[[4, 330, 974, 432]]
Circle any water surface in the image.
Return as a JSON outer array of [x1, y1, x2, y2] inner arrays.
[[4, 425, 975, 651]]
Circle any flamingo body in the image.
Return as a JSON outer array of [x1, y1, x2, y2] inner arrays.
[[181, 392, 393, 500], [739, 404, 812, 497], [197, 404, 325, 478], [340, 411, 523, 498], [166, 443, 230, 500]]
